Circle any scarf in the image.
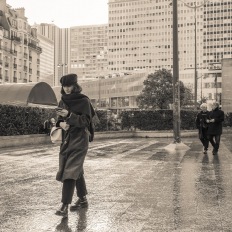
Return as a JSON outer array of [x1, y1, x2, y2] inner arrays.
[[61, 92, 96, 141]]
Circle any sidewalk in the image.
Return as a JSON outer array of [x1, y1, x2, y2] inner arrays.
[[1, 134, 232, 232]]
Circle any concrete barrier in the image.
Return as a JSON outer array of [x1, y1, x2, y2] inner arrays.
[[0, 130, 198, 149], [0, 134, 51, 149]]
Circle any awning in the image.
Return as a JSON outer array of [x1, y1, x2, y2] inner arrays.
[[0, 82, 58, 107]]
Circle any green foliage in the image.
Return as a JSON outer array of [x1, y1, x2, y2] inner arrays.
[[0, 104, 112, 136], [1, 104, 232, 136], [0, 104, 55, 136], [224, 113, 232, 127], [136, 68, 193, 109], [94, 110, 107, 131], [121, 110, 198, 131]]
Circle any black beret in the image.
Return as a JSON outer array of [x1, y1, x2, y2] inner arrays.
[[60, 74, 77, 86]]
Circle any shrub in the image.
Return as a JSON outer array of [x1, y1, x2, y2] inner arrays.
[[0, 104, 55, 136], [0, 104, 231, 136], [121, 110, 199, 131]]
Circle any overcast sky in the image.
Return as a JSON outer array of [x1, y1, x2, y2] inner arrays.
[[7, 0, 109, 28]]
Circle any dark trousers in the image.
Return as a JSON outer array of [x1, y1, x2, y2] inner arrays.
[[207, 134, 221, 152], [62, 174, 88, 204], [200, 128, 209, 150]]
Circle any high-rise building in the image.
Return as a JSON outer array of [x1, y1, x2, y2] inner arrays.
[[108, 0, 205, 73], [56, 28, 70, 85], [0, 1, 42, 84], [107, 0, 232, 102], [34, 23, 70, 86], [36, 32, 54, 86], [70, 25, 108, 81], [203, 1, 232, 65]]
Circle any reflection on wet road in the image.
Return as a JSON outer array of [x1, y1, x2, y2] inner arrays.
[[1, 136, 232, 231]]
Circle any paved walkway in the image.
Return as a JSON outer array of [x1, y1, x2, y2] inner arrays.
[[1, 134, 232, 232]]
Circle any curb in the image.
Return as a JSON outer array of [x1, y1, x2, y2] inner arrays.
[[0, 130, 198, 149]]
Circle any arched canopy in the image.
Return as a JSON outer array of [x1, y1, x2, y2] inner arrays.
[[0, 82, 58, 107]]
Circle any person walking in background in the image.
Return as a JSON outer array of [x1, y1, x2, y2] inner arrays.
[[196, 103, 209, 154], [43, 118, 56, 135], [206, 102, 224, 156], [55, 73, 95, 218]]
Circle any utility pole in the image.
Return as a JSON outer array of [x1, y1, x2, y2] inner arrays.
[[172, 0, 181, 143], [194, 3, 198, 110]]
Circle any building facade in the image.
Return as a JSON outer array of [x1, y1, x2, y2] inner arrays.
[[81, 72, 147, 112], [107, 0, 205, 74], [221, 58, 232, 113], [36, 33, 54, 86], [34, 23, 70, 86], [107, 0, 232, 102], [70, 24, 108, 81], [1, 0, 232, 106], [203, 1, 232, 65], [0, 1, 42, 84]]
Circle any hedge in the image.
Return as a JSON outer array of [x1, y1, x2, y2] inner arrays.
[[0, 104, 232, 136], [0, 104, 56, 136], [120, 110, 232, 131], [0, 104, 108, 136]]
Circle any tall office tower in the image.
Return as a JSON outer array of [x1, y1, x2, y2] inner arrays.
[[108, 0, 205, 77], [36, 32, 54, 86], [0, 1, 42, 84], [203, 1, 232, 65], [108, 0, 169, 74], [34, 23, 56, 86], [35, 23, 56, 42], [34, 23, 70, 86], [70, 25, 108, 81], [56, 28, 70, 85]]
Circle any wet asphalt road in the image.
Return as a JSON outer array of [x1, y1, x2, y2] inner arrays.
[[1, 134, 232, 232]]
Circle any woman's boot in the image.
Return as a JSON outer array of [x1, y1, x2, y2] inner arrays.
[[55, 203, 69, 217]]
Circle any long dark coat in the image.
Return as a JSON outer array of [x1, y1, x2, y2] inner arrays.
[[56, 100, 90, 182], [207, 107, 224, 135], [195, 110, 209, 139]]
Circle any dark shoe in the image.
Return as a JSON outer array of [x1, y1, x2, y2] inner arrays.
[[203, 150, 207, 154], [212, 149, 218, 156], [55, 204, 68, 217], [70, 198, 88, 211]]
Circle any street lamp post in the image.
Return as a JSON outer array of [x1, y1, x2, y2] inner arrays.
[[57, 63, 67, 77], [215, 72, 218, 101], [179, 0, 209, 110]]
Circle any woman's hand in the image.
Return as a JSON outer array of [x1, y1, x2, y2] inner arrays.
[[56, 109, 69, 117], [206, 119, 215, 123], [59, 122, 70, 131]]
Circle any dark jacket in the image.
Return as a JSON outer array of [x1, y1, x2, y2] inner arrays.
[[196, 110, 209, 139], [196, 111, 209, 130], [207, 107, 224, 135], [56, 99, 91, 182]]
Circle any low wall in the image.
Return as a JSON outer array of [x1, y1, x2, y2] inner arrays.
[[0, 134, 51, 149], [132, 130, 197, 138], [0, 130, 198, 149]]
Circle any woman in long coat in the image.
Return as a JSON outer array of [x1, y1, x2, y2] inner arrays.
[[55, 74, 95, 217]]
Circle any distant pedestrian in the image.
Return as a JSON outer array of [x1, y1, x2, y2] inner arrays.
[[206, 102, 224, 155], [43, 118, 56, 135], [196, 103, 209, 154], [55, 74, 95, 218]]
